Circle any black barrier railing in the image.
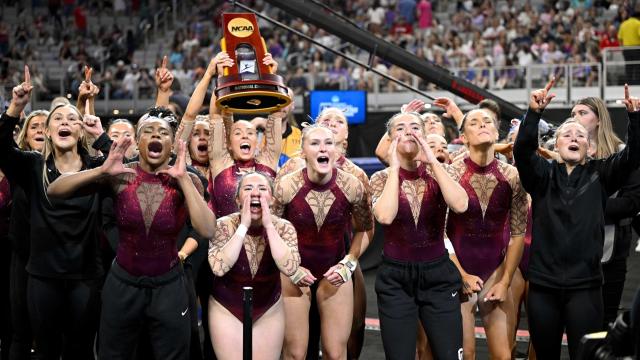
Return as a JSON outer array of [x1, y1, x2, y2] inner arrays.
[[243, 286, 253, 360]]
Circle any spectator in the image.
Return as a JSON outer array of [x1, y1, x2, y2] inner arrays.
[[59, 36, 73, 60], [74, 4, 87, 36], [599, 24, 620, 50], [416, 0, 433, 33], [618, 4, 640, 84], [398, 0, 417, 24]]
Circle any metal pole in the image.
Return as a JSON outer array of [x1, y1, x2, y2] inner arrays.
[[243, 286, 253, 360]]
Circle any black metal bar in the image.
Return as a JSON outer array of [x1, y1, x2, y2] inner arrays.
[[230, 1, 435, 100], [243, 286, 253, 360], [259, 0, 524, 120], [368, 44, 378, 70]]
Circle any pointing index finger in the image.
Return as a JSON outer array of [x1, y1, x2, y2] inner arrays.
[[625, 83, 630, 101], [24, 65, 30, 85], [85, 99, 91, 115], [544, 76, 555, 92], [84, 66, 92, 82], [161, 56, 168, 69]]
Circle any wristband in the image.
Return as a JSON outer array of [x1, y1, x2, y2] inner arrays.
[[289, 268, 307, 284], [336, 255, 358, 282], [235, 224, 248, 239], [178, 251, 188, 262]]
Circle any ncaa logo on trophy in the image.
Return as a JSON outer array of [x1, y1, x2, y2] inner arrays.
[[215, 13, 291, 114]]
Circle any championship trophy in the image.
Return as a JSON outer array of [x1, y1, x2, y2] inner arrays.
[[215, 13, 291, 114]]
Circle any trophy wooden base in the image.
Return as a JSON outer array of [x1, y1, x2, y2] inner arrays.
[[215, 73, 291, 114]]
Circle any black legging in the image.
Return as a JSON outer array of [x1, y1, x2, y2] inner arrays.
[[9, 253, 32, 360], [28, 275, 100, 360], [1, 246, 10, 360], [528, 283, 603, 359], [602, 257, 627, 327]]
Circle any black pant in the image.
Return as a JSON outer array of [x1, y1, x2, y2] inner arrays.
[[196, 265, 216, 360], [375, 255, 463, 360], [27, 275, 100, 360], [631, 286, 640, 357], [184, 264, 203, 360], [9, 253, 32, 360], [99, 262, 190, 360], [528, 283, 603, 359], [602, 257, 627, 327]]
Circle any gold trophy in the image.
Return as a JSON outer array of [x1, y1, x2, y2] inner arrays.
[[215, 13, 291, 114]]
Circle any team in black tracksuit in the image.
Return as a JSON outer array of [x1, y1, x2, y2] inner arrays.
[[514, 101, 640, 359]]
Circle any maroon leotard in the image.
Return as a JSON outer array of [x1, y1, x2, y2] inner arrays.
[[275, 168, 371, 279], [447, 157, 527, 281], [114, 163, 194, 276], [370, 164, 448, 262], [213, 159, 275, 218], [518, 207, 533, 280], [211, 214, 282, 322]]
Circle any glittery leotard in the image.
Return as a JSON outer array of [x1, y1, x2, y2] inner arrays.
[[373, 164, 448, 262], [283, 169, 352, 278], [213, 159, 275, 218], [211, 214, 281, 322], [114, 164, 188, 276], [519, 207, 533, 280], [447, 158, 523, 281]]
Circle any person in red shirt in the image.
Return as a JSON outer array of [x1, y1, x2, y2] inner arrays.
[[600, 25, 620, 50], [73, 5, 87, 36]]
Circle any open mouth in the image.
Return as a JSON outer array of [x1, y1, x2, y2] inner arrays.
[[33, 135, 45, 142], [147, 141, 164, 158], [197, 144, 208, 152], [239, 142, 251, 155], [568, 144, 580, 152], [436, 154, 446, 163], [249, 199, 261, 213], [317, 155, 330, 165], [58, 129, 71, 138]]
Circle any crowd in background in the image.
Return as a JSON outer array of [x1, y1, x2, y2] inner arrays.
[[0, 0, 638, 104]]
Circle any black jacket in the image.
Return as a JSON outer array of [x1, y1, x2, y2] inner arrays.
[[513, 109, 640, 289], [0, 112, 105, 280]]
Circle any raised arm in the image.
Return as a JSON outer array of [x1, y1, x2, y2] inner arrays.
[[256, 111, 283, 170], [46, 138, 135, 198], [155, 56, 174, 107], [157, 140, 215, 238], [259, 193, 300, 276], [513, 78, 556, 194], [374, 132, 391, 166], [371, 139, 400, 224], [0, 66, 38, 184], [178, 53, 234, 147], [76, 66, 99, 115], [208, 213, 247, 276], [433, 97, 464, 128], [598, 85, 640, 194], [414, 132, 468, 213], [209, 113, 233, 177]]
